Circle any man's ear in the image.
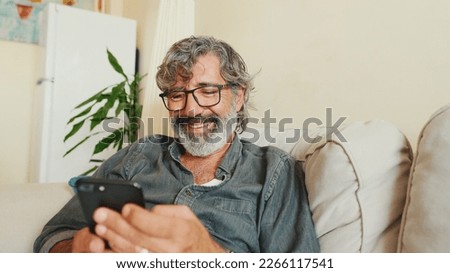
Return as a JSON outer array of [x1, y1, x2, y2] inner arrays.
[[235, 87, 245, 111]]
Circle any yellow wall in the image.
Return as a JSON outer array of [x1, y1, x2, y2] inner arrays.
[[122, 0, 159, 101], [0, 41, 40, 184], [195, 0, 450, 148]]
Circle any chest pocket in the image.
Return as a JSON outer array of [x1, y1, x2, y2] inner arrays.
[[213, 198, 254, 214], [196, 197, 258, 252]]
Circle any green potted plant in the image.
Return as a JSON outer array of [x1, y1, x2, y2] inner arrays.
[[63, 49, 145, 175]]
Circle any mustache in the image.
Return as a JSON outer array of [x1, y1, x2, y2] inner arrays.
[[172, 115, 221, 126]]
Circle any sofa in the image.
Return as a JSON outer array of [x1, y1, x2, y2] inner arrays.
[[1, 103, 449, 253]]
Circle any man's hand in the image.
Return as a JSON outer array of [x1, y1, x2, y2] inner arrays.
[[93, 204, 227, 253], [72, 227, 111, 252], [50, 227, 109, 253]]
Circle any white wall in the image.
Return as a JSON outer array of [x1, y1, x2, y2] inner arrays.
[[195, 0, 450, 148]]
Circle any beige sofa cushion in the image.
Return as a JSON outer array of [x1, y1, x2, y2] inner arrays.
[[0, 182, 73, 252], [291, 120, 412, 252], [398, 104, 450, 252], [242, 120, 412, 252]]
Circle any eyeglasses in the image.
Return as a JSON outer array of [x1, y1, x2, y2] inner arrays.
[[159, 84, 235, 111]]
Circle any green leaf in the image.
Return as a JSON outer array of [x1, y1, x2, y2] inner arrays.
[[67, 105, 93, 124], [81, 165, 98, 176], [89, 107, 108, 130], [107, 49, 128, 81], [115, 102, 128, 116], [113, 140, 120, 149], [104, 83, 124, 111], [97, 93, 112, 102], [63, 135, 90, 157], [128, 122, 140, 143], [89, 159, 105, 163], [118, 91, 128, 102], [64, 120, 85, 142], [117, 139, 123, 150], [135, 104, 143, 119], [93, 129, 123, 155], [90, 83, 125, 131], [123, 107, 131, 120], [74, 87, 108, 109]]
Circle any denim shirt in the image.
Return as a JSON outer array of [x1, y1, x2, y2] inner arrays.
[[34, 134, 319, 253]]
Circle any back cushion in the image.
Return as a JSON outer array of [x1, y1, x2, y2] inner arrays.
[[398, 104, 450, 252], [291, 120, 412, 252]]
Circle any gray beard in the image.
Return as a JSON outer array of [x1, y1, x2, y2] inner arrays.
[[171, 110, 238, 157]]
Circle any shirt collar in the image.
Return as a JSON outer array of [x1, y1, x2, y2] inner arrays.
[[215, 133, 242, 179]]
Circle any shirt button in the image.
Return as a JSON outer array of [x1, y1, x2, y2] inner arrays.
[[185, 189, 193, 197]]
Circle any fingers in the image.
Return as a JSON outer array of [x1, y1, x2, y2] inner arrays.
[[122, 204, 194, 240], [93, 207, 145, 253], [91, 204, 223, 253], [121, 204, 220, 253], [72, 227, 106, 253], [95, 224, 141, 252]]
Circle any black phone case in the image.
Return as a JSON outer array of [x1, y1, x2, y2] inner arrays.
[[75, 177, 145, 232]]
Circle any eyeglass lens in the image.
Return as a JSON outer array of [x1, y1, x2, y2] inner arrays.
[[163, 86, 221, 110]]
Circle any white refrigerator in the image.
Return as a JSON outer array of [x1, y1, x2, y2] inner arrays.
[[32, 3, 137, 183]]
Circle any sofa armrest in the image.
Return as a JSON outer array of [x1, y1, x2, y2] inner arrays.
[[0, 182, 74, 252], [398, 103, 450, 252]]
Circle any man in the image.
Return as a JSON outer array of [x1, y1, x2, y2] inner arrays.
[[34, 36, 319, 253]]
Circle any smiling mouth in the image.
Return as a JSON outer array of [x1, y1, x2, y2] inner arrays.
[[173, 116, 220, 133], [189, 122, 218, 134], [188, 122, 206, 129], [176, 116, 217, 125]]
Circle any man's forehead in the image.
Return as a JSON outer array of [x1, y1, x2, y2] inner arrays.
[[173, 54, 222, 86], [174, 72, 191, 86]]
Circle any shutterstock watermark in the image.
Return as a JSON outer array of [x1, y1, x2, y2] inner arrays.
[[243, 108, 347, 144], [101, 108, 347, 145]]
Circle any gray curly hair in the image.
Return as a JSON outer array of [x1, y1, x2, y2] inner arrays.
[[156, 36, 254, 133]]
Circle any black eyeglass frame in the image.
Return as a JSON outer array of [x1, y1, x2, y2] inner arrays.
[[159, 83, 236, 111]]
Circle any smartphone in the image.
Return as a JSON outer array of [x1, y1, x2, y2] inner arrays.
[[75, 177, 145, 232]]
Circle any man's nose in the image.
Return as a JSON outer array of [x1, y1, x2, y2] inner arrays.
[[183, 92, 203, 114]]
